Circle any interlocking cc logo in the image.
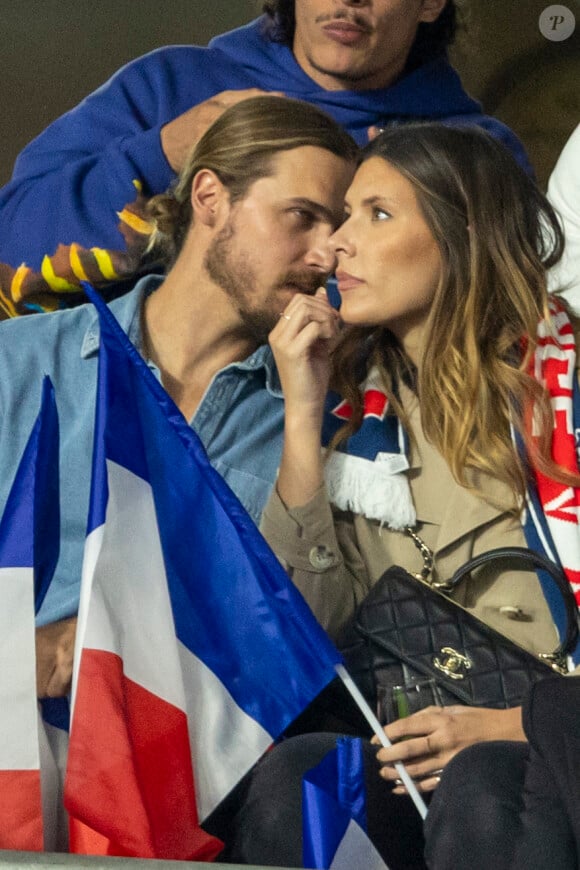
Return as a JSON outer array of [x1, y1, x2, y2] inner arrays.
[[433, 647, 473, 680]]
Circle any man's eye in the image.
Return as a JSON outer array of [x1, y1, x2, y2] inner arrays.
[[290, 209, 315, 228]]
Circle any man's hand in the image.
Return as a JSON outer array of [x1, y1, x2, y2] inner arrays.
[[367, 125, 384, 142], [35, 616, 77, 698], [160, 89, 285, 173]]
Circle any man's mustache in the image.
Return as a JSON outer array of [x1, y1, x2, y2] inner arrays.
[[315, 12, 372, 32], [276, 271, 330, 295]]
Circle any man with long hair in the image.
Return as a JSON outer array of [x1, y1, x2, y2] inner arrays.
[[0, 0, 530, 314], [3, 95, 355, 700]]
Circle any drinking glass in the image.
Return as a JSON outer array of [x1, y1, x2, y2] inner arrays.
[[377, 676, 443, 725]]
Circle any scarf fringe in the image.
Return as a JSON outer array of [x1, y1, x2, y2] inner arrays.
[[324, 452, 416, 530]]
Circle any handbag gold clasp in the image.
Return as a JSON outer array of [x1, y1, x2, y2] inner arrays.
[[432, 647, 473, 680]]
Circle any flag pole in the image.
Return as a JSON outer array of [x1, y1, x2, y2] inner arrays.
[[335, 664, 428, 820]]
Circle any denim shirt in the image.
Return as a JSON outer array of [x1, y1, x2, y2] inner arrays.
[[0, 276, 284, 625]]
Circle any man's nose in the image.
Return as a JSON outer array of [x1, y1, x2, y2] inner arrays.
[[304, 236, 338, 273]]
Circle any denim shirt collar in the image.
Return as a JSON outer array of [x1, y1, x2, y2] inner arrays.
[[222, 344, 282, 397], [79, 274, 282, 397], [79, 274, 160, 359]]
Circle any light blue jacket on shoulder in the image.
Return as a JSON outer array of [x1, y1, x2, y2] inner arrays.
[[0, 276, 284, 625]]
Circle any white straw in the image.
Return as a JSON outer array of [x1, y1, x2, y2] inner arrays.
[[335, 664, 428, 820]]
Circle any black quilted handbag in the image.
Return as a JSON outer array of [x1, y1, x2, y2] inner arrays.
[[337, 544, 579, 713]]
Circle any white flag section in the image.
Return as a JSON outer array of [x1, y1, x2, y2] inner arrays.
[[0, 377, 60, 851], [303, 738, 390, 870], [330, 819, 388, 870], [0, 567, 43, 851], [65, 285, 342, 860], [81, 464, 274, 815]]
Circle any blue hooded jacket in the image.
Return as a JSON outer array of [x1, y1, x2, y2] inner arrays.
[[0, 17, 530, 311]]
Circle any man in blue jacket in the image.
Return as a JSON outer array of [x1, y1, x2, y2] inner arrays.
[[0, 0, 529, 314], [17, 96, 355, 698]]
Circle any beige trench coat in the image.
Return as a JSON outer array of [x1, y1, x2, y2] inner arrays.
[[261, 391, 562, 659]]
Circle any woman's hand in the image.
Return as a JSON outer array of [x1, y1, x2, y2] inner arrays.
[[374, 705, 525, 793], [269, 287, 341, 509], [269, 287, 340, 423]]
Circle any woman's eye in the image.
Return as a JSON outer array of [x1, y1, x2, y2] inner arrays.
[[372, 207, 391, 221]]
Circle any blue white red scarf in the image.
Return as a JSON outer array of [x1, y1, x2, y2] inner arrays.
[[322, 366, 416, 530], [522, 300, 580, 619], [321, 299, 580, 618]]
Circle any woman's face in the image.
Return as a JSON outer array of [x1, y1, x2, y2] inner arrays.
[[332, 156, 442, 360]]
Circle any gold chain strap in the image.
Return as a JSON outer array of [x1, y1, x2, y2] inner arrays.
[[404, 526, 434, 583]]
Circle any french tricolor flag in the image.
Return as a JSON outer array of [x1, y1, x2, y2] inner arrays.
[[303, 738, 389, 870], [0, 377, 60, 851], [64, 287, 342, 860]]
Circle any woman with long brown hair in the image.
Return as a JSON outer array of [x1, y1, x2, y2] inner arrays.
[[251, 122, 580, 868]]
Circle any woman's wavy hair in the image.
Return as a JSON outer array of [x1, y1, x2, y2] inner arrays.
[[147, 95, 357, 266], [331, 122, 578, 506], [262, 0, 457, 68]]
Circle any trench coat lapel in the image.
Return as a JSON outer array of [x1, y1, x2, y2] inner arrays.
[[405, 390, 515, 554], [431, 474, 514, 553]]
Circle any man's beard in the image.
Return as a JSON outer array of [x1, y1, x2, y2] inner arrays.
[[205, 219, 325, 344]]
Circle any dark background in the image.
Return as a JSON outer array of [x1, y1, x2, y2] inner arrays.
[[1, 0, 578, 187]]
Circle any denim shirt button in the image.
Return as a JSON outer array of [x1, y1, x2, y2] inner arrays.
[[309, 545, 336, 570]]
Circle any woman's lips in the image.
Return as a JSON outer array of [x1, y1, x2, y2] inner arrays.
[[336, 272, 363, 292], [322, 21, 369, 46]]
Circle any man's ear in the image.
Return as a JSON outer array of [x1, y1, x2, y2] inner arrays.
[[419, 0, 448, 24], [191, 168, 228, 227]]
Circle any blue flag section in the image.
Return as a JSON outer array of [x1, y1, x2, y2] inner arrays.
[[303, 738, 389, 870], [83, 282, 342, 741], [0, 376, 59, 614]]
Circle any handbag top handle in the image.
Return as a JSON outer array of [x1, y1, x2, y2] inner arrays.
[[405, 530, 579, 661], [447, 546, 579, 657]]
